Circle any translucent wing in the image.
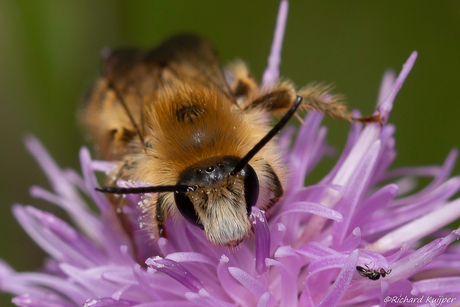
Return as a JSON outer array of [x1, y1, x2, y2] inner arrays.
[[82, 34, 232, 160], [103, 34, 232, 97]]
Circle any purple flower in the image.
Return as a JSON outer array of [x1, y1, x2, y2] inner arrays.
[[2, 1, 460, 306]]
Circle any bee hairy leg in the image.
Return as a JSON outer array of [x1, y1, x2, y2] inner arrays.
[[227, 61, 259, 105], [243, 83, 295, 113], [298, 84, 384, 124], [246, 82, 383, 124], [297, 83, 351, 121], [244, 82, 353, 123], [263, 162, 284, 213], [158, 224, 169, 239], [156, 193, 169, 239], [351, 110, 383, 125]]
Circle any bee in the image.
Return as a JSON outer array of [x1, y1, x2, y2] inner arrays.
[[356, 264, 392, 280], [82, 34, 378, 248]]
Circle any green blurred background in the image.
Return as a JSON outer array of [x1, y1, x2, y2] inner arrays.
[[0, 0, 459, 304]]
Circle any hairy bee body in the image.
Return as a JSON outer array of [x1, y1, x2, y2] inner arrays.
[[82, 35, 288, 246], [82, 34, 366, 247]]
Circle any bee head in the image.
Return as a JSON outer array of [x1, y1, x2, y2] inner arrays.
[[174, 156, 259, 246]]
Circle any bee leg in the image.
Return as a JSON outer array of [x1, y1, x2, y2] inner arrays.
[[111, 126, 137, 146], [158, 224, 169, 239], [297, 83, 350, 120], [263, 162, 284, 212], [245, 82, 382, 124], [156, 193, 169, 239], [227, 61, 260, 108], [242, 82, 340, 118], [242, 82, 295, 113], [298, 84, 383, 123], [111, 126, 144, 157]]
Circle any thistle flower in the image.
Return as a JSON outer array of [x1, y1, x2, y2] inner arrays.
[[2, 1, 460, 306]]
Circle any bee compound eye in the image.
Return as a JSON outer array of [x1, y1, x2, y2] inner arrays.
[[174, 192, 204, 229], [242, 164, 259, 215]]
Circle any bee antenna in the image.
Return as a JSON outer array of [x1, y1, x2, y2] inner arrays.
[[231, 95, 303, 175], [107, 78, 146, 146], [96, 185, 192, 194]]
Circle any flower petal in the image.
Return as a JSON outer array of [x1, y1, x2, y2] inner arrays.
[[376, 69, 396, 108], [276, 201, 343, 223], [145, 257, 203, 293], [332, 140, 381, 247], [351, 184, 398, 233], [165, 252, 216, 267], [261, 0, 288, 88], [256, 292, 270, 307], [348, 228, 460, 297], [79, 147, 111, 212], [24, 135, 78, 203], [228, 267, 274, 306], [378, 51, 418, 122], [250, 207, 270, 275], [184, 288, 234, 307], [319, 250, 359, 306], [367, 200, 460, 253], [412, 277, 460, 295], [216, 255, 254, 306], [83, 298, 135, 307], [12, 294, 75, 307], [265, 259, 297, 307]]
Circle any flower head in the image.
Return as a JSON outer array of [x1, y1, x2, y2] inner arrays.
[[2, 1, 460, 306]]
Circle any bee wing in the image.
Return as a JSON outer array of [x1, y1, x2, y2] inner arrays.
[[82, 34, 233, 160], [103, 34, 232, 97]]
